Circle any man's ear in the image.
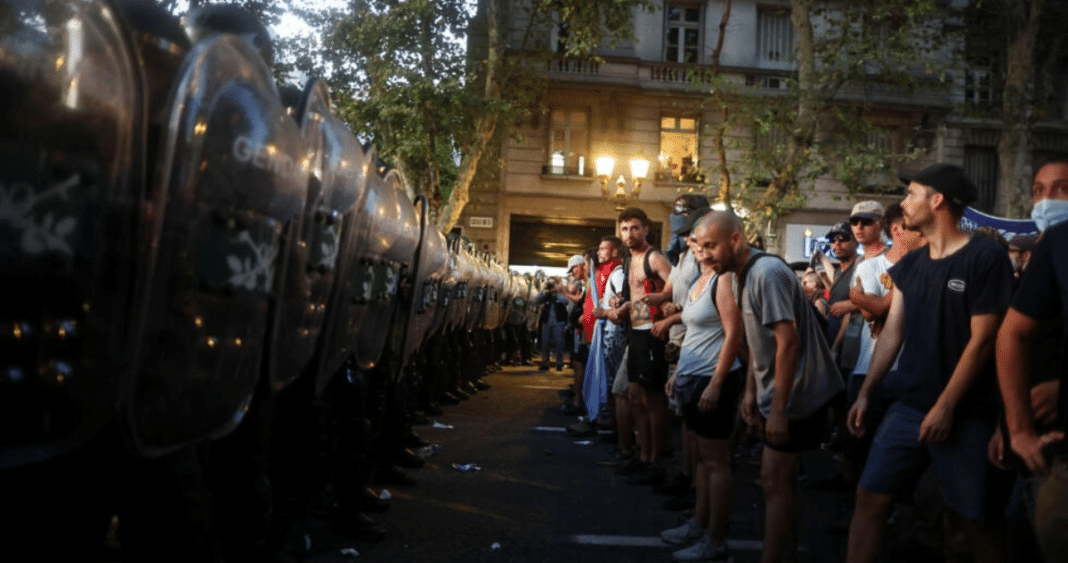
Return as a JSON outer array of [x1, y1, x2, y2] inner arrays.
[[929, 191, 945, 211]]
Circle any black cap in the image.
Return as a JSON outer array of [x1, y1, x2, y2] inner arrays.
[[673, 206, 713, 236], [899, 163, 977, 208], [825, 221, 854, 240]]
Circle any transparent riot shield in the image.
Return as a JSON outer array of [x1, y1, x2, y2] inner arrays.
[[336, 165, 417, 375], [392, 195, 449, 379], [0, 0, 144, 469], [124, 35, 307, 457], [311, 143, 376, 398], [264, 78, 360, 393]]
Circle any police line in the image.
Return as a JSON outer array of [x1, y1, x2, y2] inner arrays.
[[0, 0, 538, 470]]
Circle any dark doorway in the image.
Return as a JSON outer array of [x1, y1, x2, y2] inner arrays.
[[509, 214, 662, 267]]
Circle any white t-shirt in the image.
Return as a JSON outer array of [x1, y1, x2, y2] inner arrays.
[[851, 254, 895, 375]]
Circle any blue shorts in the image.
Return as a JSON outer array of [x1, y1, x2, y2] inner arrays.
[[859, 401, 997, 521]]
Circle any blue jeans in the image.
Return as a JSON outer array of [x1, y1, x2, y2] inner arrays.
[[540, 322, 564, 367]]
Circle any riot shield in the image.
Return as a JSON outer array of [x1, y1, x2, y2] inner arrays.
[[124, 35, 308, 457], [332, 165, 418, 377], [312, 142, 376, 398], [0, 0, 144, 469], [392, 196, 450, 379], [264, 78, 356, 393]]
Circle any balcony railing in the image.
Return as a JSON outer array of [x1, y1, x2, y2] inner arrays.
[[542, 164, 593, 178], [548, 57, 600, 76]]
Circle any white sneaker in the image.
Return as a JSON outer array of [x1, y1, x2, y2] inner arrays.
[[660, 517, 703, 546], [671, 535, 732, 563]]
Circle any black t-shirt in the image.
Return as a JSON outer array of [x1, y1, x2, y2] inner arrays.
[[886, 234, 1013, 419], [1011, 221, 1068, 451]]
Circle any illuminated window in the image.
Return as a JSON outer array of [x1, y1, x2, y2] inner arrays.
[[548, 109, 589, 176], [658, 116, 699, 183]]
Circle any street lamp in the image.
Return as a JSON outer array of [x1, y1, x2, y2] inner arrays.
[[595, 153, 650, 209]]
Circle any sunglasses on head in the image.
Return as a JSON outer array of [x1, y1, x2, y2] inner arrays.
[[850, 217, 875, 226], [830, 234, 853, 243]]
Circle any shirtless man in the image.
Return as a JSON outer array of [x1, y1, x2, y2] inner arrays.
[[614, 207, 674, 485]]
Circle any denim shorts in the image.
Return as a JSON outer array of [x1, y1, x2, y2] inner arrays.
[[859, 401, 997, 521]]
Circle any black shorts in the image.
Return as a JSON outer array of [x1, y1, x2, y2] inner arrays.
[[681, 368, 744, 440], [574, 343, 590, 365], [761, 401, 830, 453], [627, 329, 668, 392]]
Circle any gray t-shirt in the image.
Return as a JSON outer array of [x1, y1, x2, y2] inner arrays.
[[669, 250, 702, 345], [736, 251, 843, 419]]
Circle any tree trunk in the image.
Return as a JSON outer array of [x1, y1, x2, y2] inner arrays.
[[711, 0, 733, 207], [998, 0, 1044, 218], [436, 0, 502, 233], [753, 0, 816, 246]]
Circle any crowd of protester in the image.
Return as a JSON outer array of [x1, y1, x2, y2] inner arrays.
[[543, 159, 1068, 563]]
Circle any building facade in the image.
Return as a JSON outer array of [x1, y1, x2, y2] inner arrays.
[[460, 0, 1068, 267]]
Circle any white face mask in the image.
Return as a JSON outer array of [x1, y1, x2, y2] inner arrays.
[[1031, 198, 1068, 231]]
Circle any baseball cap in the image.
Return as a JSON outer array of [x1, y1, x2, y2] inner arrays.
[[850, 200, 885, 221], [900, 163, 977, 207], [673, 206, 713, 236], [566, 254, 584, 273], [825, 221, 854, 240]]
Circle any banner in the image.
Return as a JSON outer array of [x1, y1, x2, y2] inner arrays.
[[960, 207, 1038, 240]]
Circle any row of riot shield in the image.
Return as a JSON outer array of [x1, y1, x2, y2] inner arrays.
[[0, 0, 517, 472]]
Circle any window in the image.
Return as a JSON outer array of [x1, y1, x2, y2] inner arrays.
[[665, 3, 701, 63], [963, 146, 998, 213], [658, 116, 700, 182], [548, 109, 589, 176], [964, 68, 994, 108], [757, 7, 794, 70]]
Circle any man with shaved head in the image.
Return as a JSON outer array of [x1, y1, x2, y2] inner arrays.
[[695, 211, 842, 563]]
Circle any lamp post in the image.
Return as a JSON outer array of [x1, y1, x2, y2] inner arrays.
[[595, 153, 650, 209]]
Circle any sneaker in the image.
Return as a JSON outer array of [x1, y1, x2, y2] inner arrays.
[[672, 535, 731, 562], [596, 449, 633, 466], [660, 517, 704, 546], [567, 420, 596, 437], [538, 364, 550, 371]]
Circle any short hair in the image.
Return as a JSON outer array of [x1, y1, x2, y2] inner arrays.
[[973, 225, 1008, 250], [600, 235, 627, 262], [883, 203, 903, 236], [1037, 153, 1068, 171], [617, 207, 650, 227], [695, 210, 744, 238]]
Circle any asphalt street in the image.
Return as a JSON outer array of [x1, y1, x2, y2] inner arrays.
[[304, 363, 936, 563]]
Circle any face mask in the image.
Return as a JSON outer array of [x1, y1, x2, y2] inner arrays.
[[669, 212, 687, 235], [1030, 198, 1068, 231]]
